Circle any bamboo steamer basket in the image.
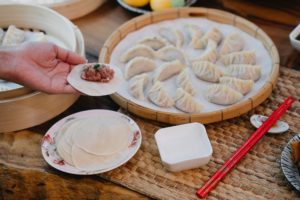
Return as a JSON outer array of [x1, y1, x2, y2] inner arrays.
[[99, 8, 280, 125], [1, 0, 106, 20], [0, 4, 85, 133], [50, 0, 106, 20]]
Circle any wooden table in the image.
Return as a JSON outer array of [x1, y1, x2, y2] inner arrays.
[[1, 1, 300, 199]]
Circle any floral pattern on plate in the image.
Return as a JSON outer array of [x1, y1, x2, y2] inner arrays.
[[41, 109, 142, 175]]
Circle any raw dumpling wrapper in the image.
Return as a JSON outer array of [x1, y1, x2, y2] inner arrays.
[[175, 88, 203, 113], [71, 117, 131, 156], [192, 61, 223, 83], [148, 81, 174, 108], [153, 60, 184, 82], [225, 64, 261, 81], [125, 57, 156, 79], [192, 40, 218, 63], [221, 50, 256, 65], [129, 73, 149, 100], [2, 25, 25, 46], [138, 36, 167, 50], [205, 84, 243, 105], [220, 32, 244, 55], [219, 77, 254, 95], [67, 63, 124, 96], [71, 145, 121, 171], [176, 68, 197, 96], [120, 44, 155, 63], [193, 27, 222, 49], [156, 45, 186, 64]]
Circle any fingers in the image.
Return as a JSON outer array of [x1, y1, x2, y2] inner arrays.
[[62, 84, 82, 95], [54, 45, 86, 65]]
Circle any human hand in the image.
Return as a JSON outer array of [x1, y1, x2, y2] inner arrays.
[[7, 42, 86, 94]]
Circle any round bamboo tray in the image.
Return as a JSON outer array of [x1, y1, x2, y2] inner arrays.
[[99, 8, 279, 125], [0, 4, 85, 132]]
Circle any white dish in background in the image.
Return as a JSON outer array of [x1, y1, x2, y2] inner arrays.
[[250, 114, 289, 134], [155, 123, 212, 172], [289, 24, 300, 51]]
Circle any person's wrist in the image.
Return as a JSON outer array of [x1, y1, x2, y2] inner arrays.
[[0, 46, 19, 81]]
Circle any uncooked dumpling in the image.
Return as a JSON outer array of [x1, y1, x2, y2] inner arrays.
[[148, 81, 174, 108], [192, 61, 223, 83], [158, 27, 184, 47], [0, 84, 10, 92], [185, 24, 203, 48], [175, 88, 202, 113], [71, 117, 131, 156], [220, 32, 244, 55], [138, 36, 167, 50], [193, 27, 222, 49], [176, 68, 196, 96], [225, 64, 261, 81], [192, 40, 218, 63], [129, 73, 149, 100], [120, 44, 155, 63], [2, 25, 25, 46], [221, 50, 256, 65], [205, 84, 243, 105], [153, 60, 184, 82], [0, 28, 4, 43], [125, 57, 156, 79], [29, 31, 47, 42], [219, 77, 254, 95], [156, 45, 186, 64]]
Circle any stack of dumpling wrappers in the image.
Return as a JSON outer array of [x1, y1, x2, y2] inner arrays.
[[55, 117, 132, 171], [115, 19, 266, 114]]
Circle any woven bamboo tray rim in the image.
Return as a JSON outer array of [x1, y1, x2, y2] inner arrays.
[[99, 7, 280, 124]]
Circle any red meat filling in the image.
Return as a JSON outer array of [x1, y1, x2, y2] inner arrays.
[[81, 64, 114, 82]]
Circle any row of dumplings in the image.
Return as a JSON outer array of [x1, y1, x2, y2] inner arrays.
[[118, 25, 262, 113], [0, 25, 47, 47]]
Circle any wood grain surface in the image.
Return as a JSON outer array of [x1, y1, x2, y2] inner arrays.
[[1, 1, 300, 199]]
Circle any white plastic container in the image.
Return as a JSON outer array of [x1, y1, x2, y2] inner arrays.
[[155, 123, 213, 172], [289, 24, 300, 51]]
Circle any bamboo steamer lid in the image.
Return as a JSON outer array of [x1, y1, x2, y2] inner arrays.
[[0, 0, 106, 20]]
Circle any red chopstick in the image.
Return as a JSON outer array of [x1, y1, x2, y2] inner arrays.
[[196, 97, 292, 195], [196, 97, 295, 198]]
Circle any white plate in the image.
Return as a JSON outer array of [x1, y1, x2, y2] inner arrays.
[[41, 109, 142, 175], [67, 63, 124, 96], [250, 114, 289, 134], [281, 134, 300, 191]]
